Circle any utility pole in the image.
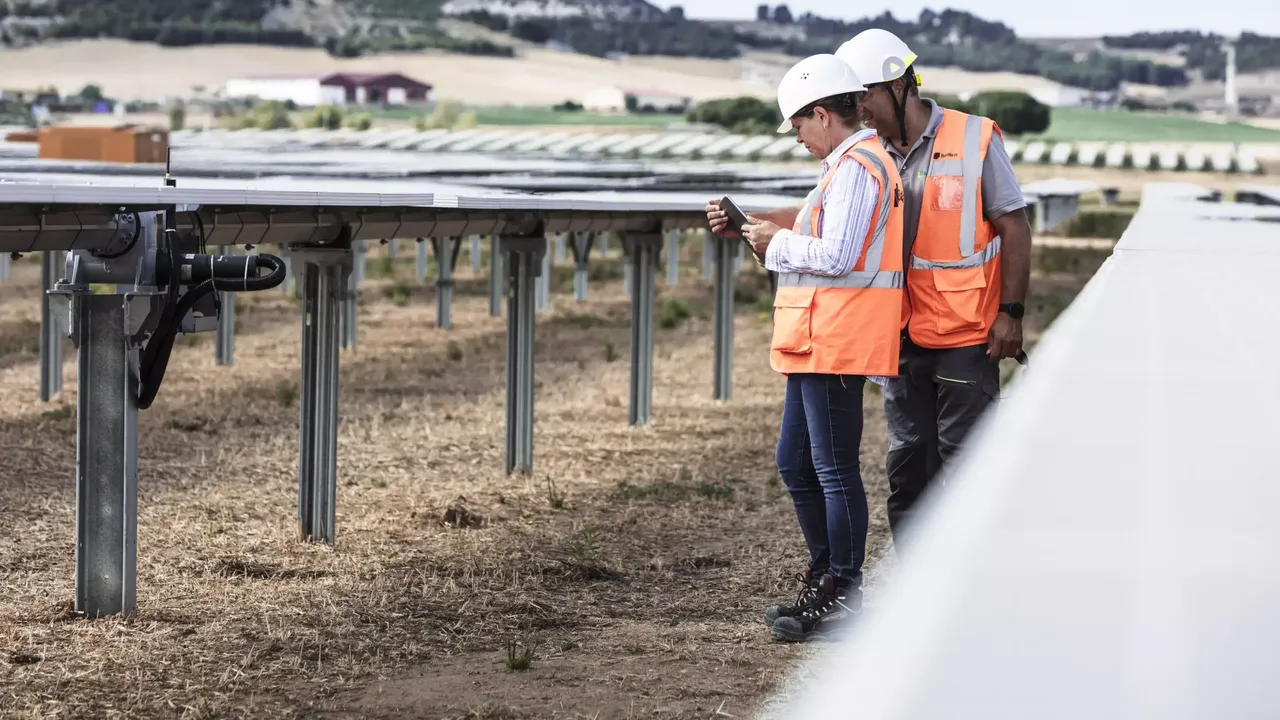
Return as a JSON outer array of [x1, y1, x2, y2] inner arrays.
[[1223, 37, 1239, 120]]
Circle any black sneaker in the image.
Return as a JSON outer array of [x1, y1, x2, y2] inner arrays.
[[763, 570, 821, 627], [770, 574, 861, 642]]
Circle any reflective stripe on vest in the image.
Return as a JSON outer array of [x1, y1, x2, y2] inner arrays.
[[918, 112, 996, 264], [779, 147, 904, 291]]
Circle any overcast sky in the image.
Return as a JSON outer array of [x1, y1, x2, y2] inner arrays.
[[651, 1, 1277, 38]]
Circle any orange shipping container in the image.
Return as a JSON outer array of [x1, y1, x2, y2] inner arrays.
[[5, 130, 38, 143], [37, 124, 169, 164]]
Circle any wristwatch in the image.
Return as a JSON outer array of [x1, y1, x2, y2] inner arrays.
[[998, 302, 1025, 319]]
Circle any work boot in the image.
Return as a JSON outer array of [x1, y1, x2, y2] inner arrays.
[[770, 573, 861, 643], [763, 570, 820, 627]]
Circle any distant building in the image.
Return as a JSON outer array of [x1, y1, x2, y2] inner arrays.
[[224, 73, 433, 108], [583, 86, 691, 114], [1028, 85, 1089, 108]]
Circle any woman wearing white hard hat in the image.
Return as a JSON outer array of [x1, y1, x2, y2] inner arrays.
[[835, 29, 1033, 551], [706, 54, 907, 643]]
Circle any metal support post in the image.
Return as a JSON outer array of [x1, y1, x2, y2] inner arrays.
[[571, 232, 594, 302], [665, 229, 680, 286], [215, 246, 236, 366], [537, 239, 552, 311], [354, 241, 367, 285], [340, 248, 360, 351], [281, 247, 292, 295], [554, 233, 566, 263], [735, 243, 744, 273], [500, 234, 546, 475], [68, 291, 154, 618], [416, 237, 428, 280], [702, 233, 714, 279], [470, 234, 482, 273], [623, 231, 662, 426], [296, 248, 352, 545], [624, 257, 633, 297], [431, 236, 462, 330], [488, 236, 503, 317], [40, 251, 64, 401], [599, 231, 610, 256], [389, 238, 400, 258], [712, 233, 736, 401], [0, 251, 9, 281]]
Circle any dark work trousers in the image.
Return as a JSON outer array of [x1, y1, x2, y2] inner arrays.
[[775, 373, 869, 590], [882, 337, 1000, 545]]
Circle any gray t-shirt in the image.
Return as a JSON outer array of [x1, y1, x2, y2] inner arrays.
[[882, 97, 1027, 256]]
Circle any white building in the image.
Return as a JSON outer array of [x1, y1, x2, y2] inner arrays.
[[582, 86, 691, 114], [1028, 84, 1089, 108], [224, 75, 345, 107]]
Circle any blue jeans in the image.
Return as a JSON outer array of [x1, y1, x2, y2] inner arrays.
[[776, 373, 868, 590]]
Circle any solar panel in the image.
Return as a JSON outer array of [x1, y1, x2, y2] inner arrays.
[[1238, 149, 1260, 174], [696, 134, 749, 159], [544, 134, 599, 155], [445, 131, 512, 153], [1155, 146, 1182, 171], [1104, 143, 1128, 168], [603, 134, 664, 156], [774, 189, 1280, 720], [414, 130, 482, 152], [1075, 143, 1104, 168], [569, 133, 629, 155], [521, 132, 575, 152], [637, 134, 698, 157], [729, 135, 779, 159], [1048, 142, 1074, 165], [1130, 146, 1154, 170], [1209, 147, 1234, 173], [1020, 141, 1047, 164]]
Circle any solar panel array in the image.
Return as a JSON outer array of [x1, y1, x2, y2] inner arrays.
[[773, 181, 1280, 719], [0, 126, 1265, 174]]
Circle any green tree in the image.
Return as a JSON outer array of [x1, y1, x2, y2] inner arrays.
[[687, 96, 781, 136], [964, 92, 1050, 135]]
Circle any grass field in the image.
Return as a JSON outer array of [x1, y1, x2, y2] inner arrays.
[[0, 242, 1091, 717], [1029, 108, 1280, 143]]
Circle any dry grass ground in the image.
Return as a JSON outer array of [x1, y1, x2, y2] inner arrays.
[[0, 242, 1090, 718]]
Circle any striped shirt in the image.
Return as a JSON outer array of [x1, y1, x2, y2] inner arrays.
[[764, 128, 880, 277]]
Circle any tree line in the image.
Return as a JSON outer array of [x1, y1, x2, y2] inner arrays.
[[1102, 30, 1280, 80], [688, 90, 1051, 137]]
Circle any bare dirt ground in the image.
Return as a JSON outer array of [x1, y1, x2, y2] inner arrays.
[[0, 242, 1087, 718]]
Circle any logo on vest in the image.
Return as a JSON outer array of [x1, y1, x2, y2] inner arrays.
[[933, 151, 958, 159]]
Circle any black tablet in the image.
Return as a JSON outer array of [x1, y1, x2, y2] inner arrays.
[[719, 195, 751, 235]]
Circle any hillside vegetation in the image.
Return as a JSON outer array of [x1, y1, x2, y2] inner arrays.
[[0, 1, 1277, 92]]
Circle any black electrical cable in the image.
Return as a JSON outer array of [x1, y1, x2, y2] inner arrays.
[[135, 252, 287, 409], [136, 279, 214, 410]]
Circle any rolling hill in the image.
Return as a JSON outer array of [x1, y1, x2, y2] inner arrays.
[[0, 1, 1277, 97]]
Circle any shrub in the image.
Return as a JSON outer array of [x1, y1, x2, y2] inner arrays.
[[687, 96, 781, 136], [963, 91, 1050, 135]]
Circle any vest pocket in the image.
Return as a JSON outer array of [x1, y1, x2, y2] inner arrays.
[[770, 286, 817, 354], [930, 265, 987, 336]]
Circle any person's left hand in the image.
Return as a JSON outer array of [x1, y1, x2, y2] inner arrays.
[[741, 216, 782, 258], [987, 312, 1024, 360]]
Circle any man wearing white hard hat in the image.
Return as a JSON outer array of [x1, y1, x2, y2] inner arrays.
[[706, 54, 906, 643], [834, 29, 1033, 546]]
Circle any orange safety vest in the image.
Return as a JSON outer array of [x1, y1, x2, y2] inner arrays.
[[908, 108, 1003, 349], [770, 138, 905, 377]]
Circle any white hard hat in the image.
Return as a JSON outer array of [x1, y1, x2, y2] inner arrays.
[[775, 54, 867, 134], [835, 28, 919, 86]]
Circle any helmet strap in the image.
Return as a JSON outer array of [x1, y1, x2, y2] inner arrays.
[[892, 82, 909, 149]]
